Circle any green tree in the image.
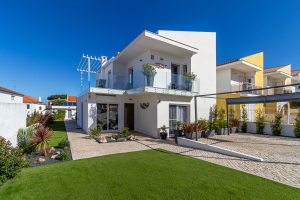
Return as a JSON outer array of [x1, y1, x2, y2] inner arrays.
[[271, 106, 283, 136], [293, 108, 300, 137], [241, 104, 248, 133], [255, 109, 265, 134], [47, 94, 67, 100], [51, 99, 66, 106]]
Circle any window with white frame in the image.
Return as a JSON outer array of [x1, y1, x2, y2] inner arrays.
[[11, 95, 15, 100], [27, 104, 30, 109], [169, 105, 188, 136]]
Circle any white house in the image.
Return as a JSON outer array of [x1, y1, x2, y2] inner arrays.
[[291, 70, 300, 93], [51, 95, 77, 119], [0, 86, 27, 146], [23, 95, 46, 115], [76, 30, 216, 138]]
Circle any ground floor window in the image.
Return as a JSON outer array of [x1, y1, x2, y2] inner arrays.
[[169, 105, 188, 135], [97, 103, 118, 131]]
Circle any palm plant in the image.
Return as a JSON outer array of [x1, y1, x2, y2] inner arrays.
[[29, 125, 55, 157]]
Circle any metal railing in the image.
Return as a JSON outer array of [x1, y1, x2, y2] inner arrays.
[[231, 82, 262, 95]]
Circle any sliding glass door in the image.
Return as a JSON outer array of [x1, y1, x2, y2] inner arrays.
[[169, 105, 188, 136], [97, 103, 118, 131]]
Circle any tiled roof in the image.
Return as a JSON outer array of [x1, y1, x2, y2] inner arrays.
[[263, 65, 287, 74], [67, 96, 76, 102], [217, 59, 240, 67], [23, 95, 42, 103], [0, 86, 24, 96], [291, 70, 300, 76]]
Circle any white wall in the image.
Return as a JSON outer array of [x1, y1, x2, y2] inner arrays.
[[247, 122, 295, 137], [157, 31, 216, 119], [0, 103, 27, 147], [0, 92, 23, 103], [216, 68, 231, 93], [26, 103, 46, 115]]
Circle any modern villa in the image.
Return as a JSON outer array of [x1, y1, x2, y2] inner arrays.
[[76, 30, 216, 138]]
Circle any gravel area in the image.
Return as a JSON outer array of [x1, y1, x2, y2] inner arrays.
[[65, 120, 300, 188]]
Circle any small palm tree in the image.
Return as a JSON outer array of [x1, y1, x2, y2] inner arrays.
[[29, 125, 55, 157]]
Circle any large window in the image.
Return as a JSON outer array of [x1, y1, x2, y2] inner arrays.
[[97, 103, 118, 131], [169, 105, 188, 136]]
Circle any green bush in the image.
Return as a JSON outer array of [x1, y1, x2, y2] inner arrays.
[[26, 111, 41, 126], [271, 107, 283, 136], [241, 104, 248, 133], [105, 137, 112, 142], [89, 125, 103, 139], [116, 138, 126, 142], [60, 147, 68, 161], [212, 104, 218, 120], [290, 101, 300, 108], [218, 107, 225, 121], [0, 136, 30, 184], [52, 110, 66, 120], [255, 109, 265, 134], [17, 127, 36, 153], [121, 127, 131, 137], [47, 94, 67, 100], [57, 139, 70, 148], [51, 100, 66, 106], [294, 108, 300, 137]]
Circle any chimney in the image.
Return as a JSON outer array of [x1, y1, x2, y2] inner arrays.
[[39, 97, 41, 102]]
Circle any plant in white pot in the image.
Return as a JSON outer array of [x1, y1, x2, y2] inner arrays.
[[142, 63, 157, 87]]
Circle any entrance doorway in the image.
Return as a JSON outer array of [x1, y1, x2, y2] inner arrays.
[[68, 110, 72, 118], [97, 104, 119, 131], [124, 103, 134, 130]]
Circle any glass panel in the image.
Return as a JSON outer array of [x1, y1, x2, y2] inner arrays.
[[63, 102, 67, 106], [178, 106, 188, 123], [109, 104, 118, 130], [169, 105, 177, 135], [97, 104, 107, 130]]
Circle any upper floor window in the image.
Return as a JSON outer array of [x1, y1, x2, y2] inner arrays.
[[39, 106, 42, 110], [27, 104, 30, 109], [11, 95, 15, 100]]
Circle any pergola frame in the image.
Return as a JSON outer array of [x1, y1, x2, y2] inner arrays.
[[193, 83, 300, 141]]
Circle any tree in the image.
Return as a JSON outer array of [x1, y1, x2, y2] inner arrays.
[[241, 104, 248, 133], [51, 99, 66, 106], [293, 108, 300, 137], [271, 106, 283, 136], [47, 94, 67, 100]]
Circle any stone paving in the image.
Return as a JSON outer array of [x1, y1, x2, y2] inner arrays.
[[65, 120, 300, 188]]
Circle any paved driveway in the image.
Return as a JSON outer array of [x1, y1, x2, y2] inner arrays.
[[65, 120, 300, 188]]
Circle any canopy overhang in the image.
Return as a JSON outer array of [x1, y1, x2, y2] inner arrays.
[[216, 60, 262, 73], [264, 71, 292, 79]]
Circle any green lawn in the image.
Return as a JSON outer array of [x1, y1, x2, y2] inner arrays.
[[0, 149, 299, 199], [48, 120, 67, 148]]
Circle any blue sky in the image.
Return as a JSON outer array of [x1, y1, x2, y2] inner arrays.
[[0, 0, 299, 103]]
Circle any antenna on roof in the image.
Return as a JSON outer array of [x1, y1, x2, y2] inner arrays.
[[14, 85, 18, 91]]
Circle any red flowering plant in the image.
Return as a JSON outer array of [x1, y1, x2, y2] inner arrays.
[[0, 136, 30, 184]]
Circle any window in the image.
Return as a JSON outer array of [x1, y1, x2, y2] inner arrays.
[[183, 64, 187, 75], [297, 86, 300, 90], [27, 104, 30, 109], [11, 96, 15, 100], [97, 103, 118, 131], [169, 105, 188, 136], [39, 106, 42, 110]]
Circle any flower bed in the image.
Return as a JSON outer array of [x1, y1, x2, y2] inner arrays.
[[94, 133, 137, 144]]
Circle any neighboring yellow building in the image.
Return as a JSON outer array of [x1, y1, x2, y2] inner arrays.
[[216, 52, 264, 121]]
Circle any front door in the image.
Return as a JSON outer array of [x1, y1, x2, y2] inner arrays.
[[124, 103, 134, 130]]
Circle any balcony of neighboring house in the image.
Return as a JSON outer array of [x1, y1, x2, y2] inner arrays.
[[92, 67, 200, 96], [216, 59, 263, 95], [263, 70, 292, 95]]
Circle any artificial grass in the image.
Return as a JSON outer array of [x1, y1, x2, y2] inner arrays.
[[48, 120, 67, 148], [0, 149, 299, 200]]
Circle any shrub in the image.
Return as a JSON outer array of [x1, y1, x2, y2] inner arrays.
[[38, 113, 55, 127], [29, 125, 55, 157], [290, 101, 300, 108], [241, 104, 248, 133], [142, 63, 157, 76], [183, 72, 197, 82], [229, 105, 235, 119], [17, 127, 35, 153], [160, 125, 167, 133], [173, 121, 183, 130], [0, 137, 30, 184], [57, 138, 70, 148], [182, 123, 196, 133], [116, 138, 126, 142], [212, 104, 218, 120], [208, 120, 219, 130], [271, 107, 283, 136], [26, 111, 41, 126], [52, 110, 66, 120], [60, 147, 68, 161], [89, 125, 103, 139], [51, 99, 66, 106], [294, 108, 300, 137], [230, 119, 240, 127], [197, 119, 207, 131], [255, 109, 265, 134], [218, 107, 225, 121], [105, 137, 112, 142], [121, 127, 132, 137]]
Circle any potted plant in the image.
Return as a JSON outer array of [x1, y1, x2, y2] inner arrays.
[[142, 63, 157, 87], [160, 125, 168, 139], [182, 72, 197, 91], [183, 123, 196, 139], [255, 109, 265, 134], [230, 118, 240, 133], [172, 121, 183, 143]]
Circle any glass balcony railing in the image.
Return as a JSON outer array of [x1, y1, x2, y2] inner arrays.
[[231, 82, 262, 95], [78, 69, 200, 96]]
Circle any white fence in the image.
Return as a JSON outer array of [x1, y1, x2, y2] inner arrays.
[[0, 103, 27, 146], [247, 122, 295, 137]]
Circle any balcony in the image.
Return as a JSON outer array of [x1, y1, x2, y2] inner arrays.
[[265, 87, 292, 95], [231, 82, 262, 95], [78, 69, 200, 97]]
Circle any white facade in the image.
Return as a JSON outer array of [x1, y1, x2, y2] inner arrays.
[[291, 74, 300, 93], [77, 30, 216, 138], [26, 103, 46, 115], [52, 106, 76, 119], [0, 90, 26, 147]]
